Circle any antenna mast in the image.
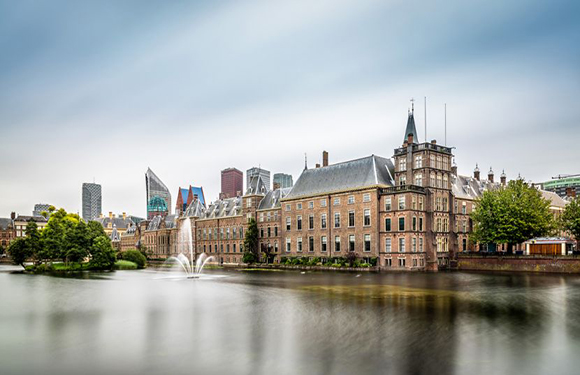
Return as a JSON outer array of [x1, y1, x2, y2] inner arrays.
[[444, 103, 447, 146], [424, 96, 427, 142]]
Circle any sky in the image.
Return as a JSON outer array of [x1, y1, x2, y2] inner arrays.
[[1, 0, 579, 218]]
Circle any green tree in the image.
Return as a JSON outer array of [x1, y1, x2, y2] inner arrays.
[[471, 179, 555, 253], [64, 220, 90, 263], [88, 236, 117, 270], [0, 244, 4, 256], [8, 238, 32, 267], [25, 221, 42, 264], [242, 218, 259, 263], [40, 209, 70, 261], [561, 197, 580, 247], [119, 250, 147, 269]]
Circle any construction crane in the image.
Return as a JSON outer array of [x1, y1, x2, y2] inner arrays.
[[552, 174, 580, 180]]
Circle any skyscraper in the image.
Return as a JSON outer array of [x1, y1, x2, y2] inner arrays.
[[221, 168, 243, 199], [82, 183, 102, 221], [33, 203, 51, 217], [246, 167, 270, 192], [273, 173, 293, 189], [145, 168, 171, 219]]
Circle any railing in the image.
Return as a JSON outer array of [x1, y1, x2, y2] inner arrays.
[[379, 185, 427, 194], [394, 142, 453, 156]]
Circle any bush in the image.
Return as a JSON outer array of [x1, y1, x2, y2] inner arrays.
[[370, 257, 378, 267], [331, 263, 342, 268], [242, 251, 257, 264], [114, 260, 138, 270], [119, 250, 147, 269]]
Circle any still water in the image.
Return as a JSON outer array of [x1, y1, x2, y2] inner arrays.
[[1, 265, 580, 375]]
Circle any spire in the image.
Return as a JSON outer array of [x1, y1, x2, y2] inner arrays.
[[304, 153, 308, 171], [403, 99, 419, 144]]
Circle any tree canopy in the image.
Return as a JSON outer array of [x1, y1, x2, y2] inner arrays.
[[242, 218, 259, 263], [470, 179, 555, 251], [561, 197, 580, 243]]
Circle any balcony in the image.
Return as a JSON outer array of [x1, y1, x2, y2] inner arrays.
[[394, 142, 453, 156], [380, 185, 427, 195]]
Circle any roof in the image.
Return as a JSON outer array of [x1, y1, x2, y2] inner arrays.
[[403, 112, 419, 143], [258, 188, 292, 210], [14, 215, 48, 223], [451, 174, 500, 200], [524, 237, 575, 244], [180, 188, 189, 203], [189, 186, 205, 205], [246, 174, 269, 195], [95, 216, 134, 230], [183, 198, 206, 217], [284, 155, 395, 200], [539, 189, 568, 208], [201, 196, 242, 219], [0, 218, 13, 230], [110, 226, 120, 242]]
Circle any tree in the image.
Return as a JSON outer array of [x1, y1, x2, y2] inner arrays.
[[471, 179, 555, 253], [242, 218, 259, 263], [89, 236, 117, 270], [25, 221, 42, 264], [0, 244, 4, 256], [8, 238, 32, 268], [40, 209, 68, 261], [561, 197, 580, 247], [64, 220, 90, 263]]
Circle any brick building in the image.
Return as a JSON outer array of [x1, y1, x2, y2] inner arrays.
[[220, 168, 243, 199], [0, 214, 15, 250]]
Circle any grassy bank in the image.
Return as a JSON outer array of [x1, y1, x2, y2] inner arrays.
[[24, 260, 139, 273]]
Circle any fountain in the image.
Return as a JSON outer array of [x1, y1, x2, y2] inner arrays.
[[166, 218, 214, 279]]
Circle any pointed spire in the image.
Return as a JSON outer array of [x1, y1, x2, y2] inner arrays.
[[403, 100, 419, 144], [304, 153, 308, 171]]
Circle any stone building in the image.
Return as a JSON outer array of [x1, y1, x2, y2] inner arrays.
[[0, 214, 15, 250]]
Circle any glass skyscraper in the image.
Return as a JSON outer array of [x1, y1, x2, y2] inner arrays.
[[82, 183, 102, 221], [145, 168, 171, 219]]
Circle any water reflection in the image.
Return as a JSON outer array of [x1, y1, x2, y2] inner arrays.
[[0, 266, 579, 375]]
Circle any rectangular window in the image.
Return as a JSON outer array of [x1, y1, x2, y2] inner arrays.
[[286, 217, 291, 231], [386, 258, 392, 267], [385, 238, 392, 252], [399, 238, 405, 252], [296, 203, 302, 210], [320, 199, 327, 207], [385, 197, 392, 211], [334, 236, 341, 252], [286, 238, 291, 252], [297, 216, 302, 230], [348, 195, 355, 204], [363, 193, 371, 202], [267, 227, 271, 237], [412, 217, 417, 231], [462, 202, 467, 214], [364, 234, 371, 252], [399, 217, 405, 231], [267, 212, 271, 221], [349, 235, 355, 252], [297, 238, 302, 252], [275, 227, 278, 236], [247, 198, 252, 208], [260, 228, 264, 238], [260, 213, 264, 222], [321, 236, 327, 252], [363, 209, 371, 226], [419, 237, 423, 252], [385, 218, 391, 231], [415, 155, 422, 168], [419, 217, 423, 231], [399, 258, 406, 267], [399, 196, 405, 210], [348, 211, 355, 227], [285, 204, 291, 211], [233, 244, 237, 253], [334, 197, 340, 206], [412, 237, 417, 252], [334, 213, 340, 228], [321, 214, 327, 229], [308, 236, 314, 252], [309, 215, 314, 230], [308, 201, 314, 209]]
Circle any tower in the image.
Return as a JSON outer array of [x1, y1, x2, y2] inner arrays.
[[82, 182, 102, 221]]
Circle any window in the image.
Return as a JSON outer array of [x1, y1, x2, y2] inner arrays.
[[297, 216, 302, 230], [348, 211, 355, 227], [437, 174, 442, 188], [320, 199, 327, 207], [419, 217, 423, 231], [286, 217, 291, 231], [275, 227, 278, 236], [296, 203, 302, 210], [385, 238, 392, 252], [399, 158, 406, 171], [233, 244, 237, 253], [399, 217, 405, 231], [412, 237, 417, 252], [364, 234, 371, 252], [267, 212, 271, 221], [415, 173, 422, 186], [363, 209, 371, 226], [386, 258, 392, 267], [399, 258, 406, 267], [226, 244, 230, 253], [260, 228, 264, 238], [399, 238, 405, 252], [419, 196, 424, 210], [321, 236, 327, 252], [385, 218, 391, 231], [286, 238, 291, 252], [363, 193, 371, 202], [274, 242, 278, 253], [413, 259, 417, 267], [308, 236, 314, 252], [419, 237, 423, 252], [462, 238, 467, 251], [399, 196, 405, 210], [430, 173, 436, 187], [285, 204, 291, 211], [349, 235, 355, 252], [321, 214, 327, 229], [385, 197, 392, 211], [412, 195, 417, 210], [247, 198, 252, 208], [308, 201, 314, 209], [462, 202, 467, 214], [348, 195, 355, 204], [400, 175, 406, 185], [309, 215, 314, 230], [334, 197, 340, 206], [334, 236, 341, 252], [443, 175, 448, 189], [267, 227, 271, 237], [334, 213, 340, 228], [415, 155, 422, 168], [412, 217, 417, 231], [297, 238, 303, 252], [259, 213, 264, 222]]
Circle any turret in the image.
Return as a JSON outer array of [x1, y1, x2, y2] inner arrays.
[[474, 164, 480, 181], [488, 167, 494, 183], [500, 170, 506, 186]]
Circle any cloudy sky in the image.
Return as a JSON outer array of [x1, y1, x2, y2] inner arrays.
[[1, 0, 579, 218]]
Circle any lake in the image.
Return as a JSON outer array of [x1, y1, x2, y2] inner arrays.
[[1, 265, 579, 375]]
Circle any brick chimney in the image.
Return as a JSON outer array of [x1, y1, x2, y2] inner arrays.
[[407, 134, 414, 145], [500, 170, 506, 186], [315, 163, 320, 168], [322, 151, 328, 167], [109, 211, 113, 219], [474, 164, 480, 181], [122, 212, 126, 220], [488, 167, 494, 183], [431, 139, 437, 145], [10, 212, 16, 220]]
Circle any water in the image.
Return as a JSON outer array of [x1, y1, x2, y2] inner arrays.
[[1, 265, 580, 375]]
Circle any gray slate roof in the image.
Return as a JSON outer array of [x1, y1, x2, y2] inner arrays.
[[0, 218, 13, 231], [258, 188, 292, 210], [403, 112, 419, 143], [14, 215, 47, 223], [285, 155, 395, 200], [96, 216, 134, 230], [202, 196, 242, 219], [540, 189, 568, 208], [451, 174, 500, 200], [183, 198, 206, 218], [246, 174, 269, 195]]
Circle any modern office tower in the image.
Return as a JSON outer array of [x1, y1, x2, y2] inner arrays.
[[82, 183, 102, 221], [145, 168, 172, 219], [246, 167, 270, 192], [221, 168, 243, 199], [541, 176, 580, 199], [273, 173, 293, 189], [32, 203, 51, 217]]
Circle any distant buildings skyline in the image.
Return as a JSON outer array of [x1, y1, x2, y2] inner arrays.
[[33, 203, 51, 218], [221, 168, 243, 199], [247, 167, 270, 192], [145, 168, 171, 219], [273, 173, 293, 189], [82, 183, 102, 221]]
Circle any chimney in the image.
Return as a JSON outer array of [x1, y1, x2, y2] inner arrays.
[[316, 163, 320, 168], [273, 182, 280, 190], [431, 139, 437, 145], [109, 211, 113, 219], [10, 212, 15, 220], [500, 170, 506, 186], [322, 151, 329, 167], [123, 212, 126, 220], [193, 194, 198, 201], [407, 134, 414, 145], [474, 164, 480, 181], [488, 167, 494, 183]]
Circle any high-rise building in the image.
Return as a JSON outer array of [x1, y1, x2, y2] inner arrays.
[[221, 168, 243, 199], [145, 168, 171, 219], [541, 176, 580, 199], [273, 173, 293, 189], [247, 167, 270, 192], [176, 186, 206, 215], [33, 203, 51, 217], [82, 183, 102, 221]]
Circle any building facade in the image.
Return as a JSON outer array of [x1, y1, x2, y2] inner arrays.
[[145, 168, 171, 219], [247, 167, 270, 192], [273, 173, 293, 189], [176, 186, 205, 215], [541, 176, 580, 199], [0, 214, 15, 250], [82, 183, 102, 221], [220, 168, 243, 199], [33, 203, 51, 218], [13, 215, 48, 238]]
